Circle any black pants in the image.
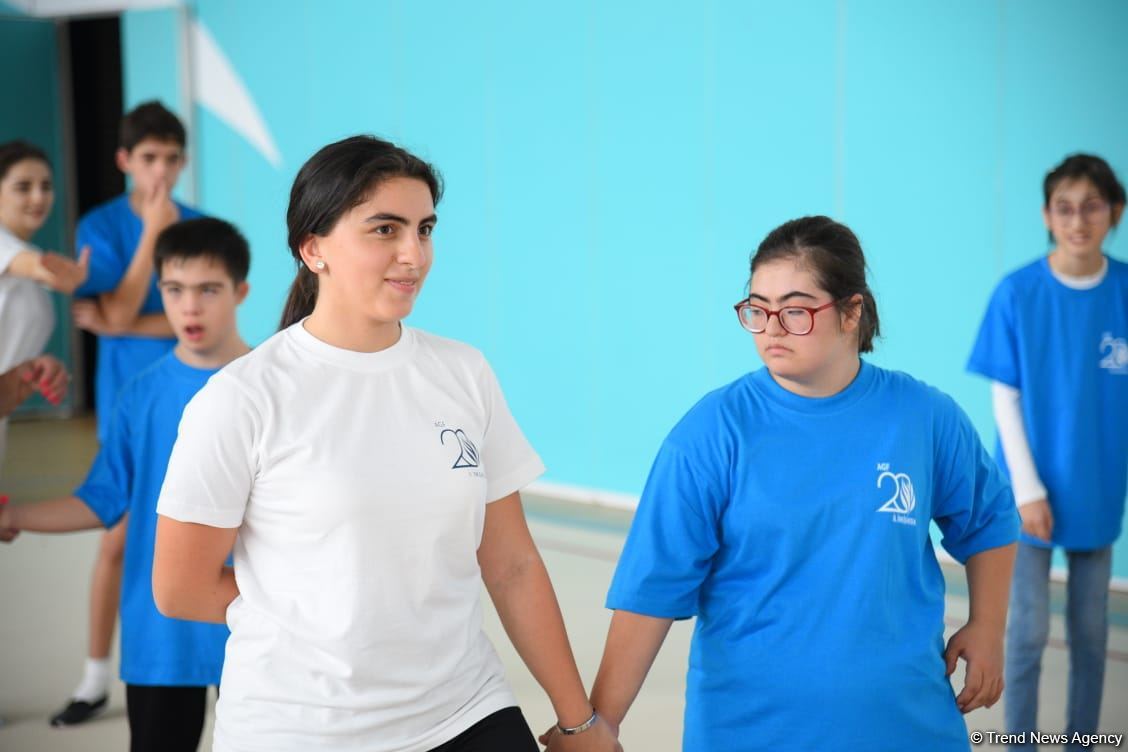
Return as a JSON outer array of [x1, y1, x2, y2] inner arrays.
[[125, 684, 210, 752], [428, 707, 538, 752]]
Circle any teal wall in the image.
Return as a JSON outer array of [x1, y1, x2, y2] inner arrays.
[[121, 1, 1128, 570], [0, 15, 73, 412], [121, 7, 194, 200]]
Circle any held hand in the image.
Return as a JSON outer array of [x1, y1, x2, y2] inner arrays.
[[23, 354, 69, 406], [0, 363, 36, 416], [37, 246, 90, 294], [944, 620, 1004, 714], [541, 716, 622, 752], [0, 496, 18, 543], [140, 180, 179, 234], [1019, 499, 1053, 542]]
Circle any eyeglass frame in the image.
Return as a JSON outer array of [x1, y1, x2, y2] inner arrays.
[[1047, 199, 1111, 223], [732, 298, 841, 335]]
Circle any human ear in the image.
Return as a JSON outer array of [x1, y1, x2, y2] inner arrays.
[[114, 148, 131, 174], [298, 235, 324, 273], [841, 293, 864, 333]]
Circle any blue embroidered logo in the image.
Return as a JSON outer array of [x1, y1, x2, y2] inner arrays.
[[440, 428, 480, 469]]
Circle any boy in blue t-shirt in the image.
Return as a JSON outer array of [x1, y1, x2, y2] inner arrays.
[[61, 100, 203, 725], [2, 217, 251, 751]]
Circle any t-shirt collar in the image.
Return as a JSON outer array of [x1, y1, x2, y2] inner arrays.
[[287, 318, 415, 373]]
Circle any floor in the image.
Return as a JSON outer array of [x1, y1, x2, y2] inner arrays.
[[1, 417, 1126, 750]]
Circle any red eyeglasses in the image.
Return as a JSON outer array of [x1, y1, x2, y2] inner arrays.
[[732, 299, 839, 335]]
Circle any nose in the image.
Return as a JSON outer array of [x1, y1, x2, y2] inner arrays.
[[764, 312, 787, 336], [182, 289, 203, 312], [397, 234, 425, 269]]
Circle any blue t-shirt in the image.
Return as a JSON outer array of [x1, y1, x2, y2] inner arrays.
[[75, 195, 203, 441], [967, 256, 1128, 550], [75, 352, 229, 686], [606, 362, 1018, 751]]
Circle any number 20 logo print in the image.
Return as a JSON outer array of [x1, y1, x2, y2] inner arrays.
[[876, 471, 916, 514]]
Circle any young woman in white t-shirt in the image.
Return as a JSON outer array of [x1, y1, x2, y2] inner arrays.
[[0, 141, 89, 467], [152, 135, 619, 752]]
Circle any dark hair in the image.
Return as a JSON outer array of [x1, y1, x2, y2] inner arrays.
[[155, 217, 250, 284], [0, 141, 51, 183], [1042, 154, 1125, 242], [280, 135, 443, 329], [119, 101, 187, 152], [749, 215, 881, 353], [1044, 154, 1126, 208]]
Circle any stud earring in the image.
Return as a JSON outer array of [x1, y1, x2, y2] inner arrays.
[[315, 260, 326, 270]]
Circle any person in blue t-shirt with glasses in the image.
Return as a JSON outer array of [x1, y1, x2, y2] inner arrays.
[[563, 216, 1019, 752], [968, 154, 1128, 751]]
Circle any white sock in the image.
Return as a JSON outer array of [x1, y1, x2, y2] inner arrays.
[[71, 658, 111, 702]]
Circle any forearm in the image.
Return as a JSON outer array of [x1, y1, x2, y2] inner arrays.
[[589, 610, 674, 729], [155, 565, 238, 624], [99, 230, 159, 327], [153, 516, 240, 624], [486, 551, 593, 727], [6, 496, 104, 533], [965, 543, 1016, 629], [126, 312, 173, 338]]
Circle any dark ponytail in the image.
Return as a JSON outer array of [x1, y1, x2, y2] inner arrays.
[[280, 265, 319, 331], [278, 135, 443, 330], [750, 216, 881, 353]]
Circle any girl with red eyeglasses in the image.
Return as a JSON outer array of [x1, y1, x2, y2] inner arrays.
[[575, 215, 1019, 751]]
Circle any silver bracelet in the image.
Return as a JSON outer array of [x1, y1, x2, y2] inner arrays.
[[556, 709, 598, 735]]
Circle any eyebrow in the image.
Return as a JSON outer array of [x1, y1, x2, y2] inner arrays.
[[363, 212, 438, 225], [747, 290, 819, 304], [158, 280, 226, 289]]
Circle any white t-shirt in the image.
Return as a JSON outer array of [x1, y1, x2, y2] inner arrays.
[[0, 226, 55, 474], [157, 322, 545, 752], [0, 226, 54, 371]]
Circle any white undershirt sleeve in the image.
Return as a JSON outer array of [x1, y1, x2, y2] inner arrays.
[[991, 381, 1047, 507]]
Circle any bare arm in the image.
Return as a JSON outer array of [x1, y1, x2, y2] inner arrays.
[[0, 496, 103, 536], [74, 299, 173, 339], [97, 183, 177, 330], [152, 515, 239, 623], [478, 493, 619, 750], [126, 312, 174, 338], [4, 247, 90, 294], [944, 543, 1016, 713], [589, 610, 674, 733]]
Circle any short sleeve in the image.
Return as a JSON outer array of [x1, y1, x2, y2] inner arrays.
[[74, 214, 124, 297], [932, 394, 1020, 563], [477, 359, 545, 502], [157, 373, 259, 528], [74, 393, 134, 528], [0, 230, 29, 273], [605, 441, 723, 619], [967, 281, 1021, 388]]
